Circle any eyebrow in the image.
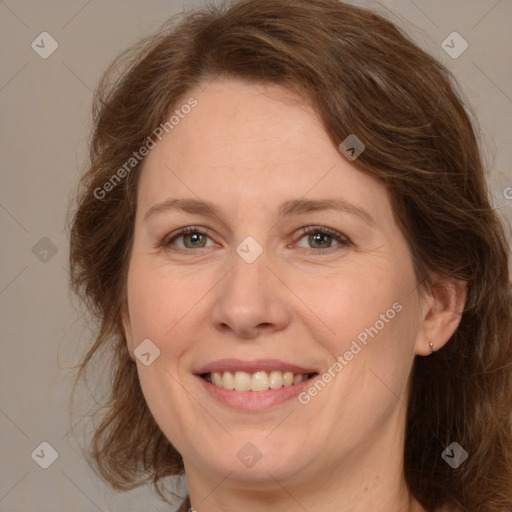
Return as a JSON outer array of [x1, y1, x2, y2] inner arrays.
[[143, 197, 375, 226]]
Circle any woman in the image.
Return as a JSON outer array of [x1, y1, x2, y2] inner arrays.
[[69, 0, 512, 510]]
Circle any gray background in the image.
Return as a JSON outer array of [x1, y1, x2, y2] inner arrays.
[[0, 1, 511, 511]]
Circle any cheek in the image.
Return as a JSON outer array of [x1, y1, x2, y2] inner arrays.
[[293, 262, 417, 386], [290, 266, 399, 344], [327, 277, 417, 401], [127, 266, 197, 441], [126, 262, 194, 348]]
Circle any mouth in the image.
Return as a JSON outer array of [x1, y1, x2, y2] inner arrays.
[[199, 370, 319, 392], [193, 359, 320, 410]]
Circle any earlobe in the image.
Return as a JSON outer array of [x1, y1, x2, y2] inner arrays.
[[415, 276, 467, 356]]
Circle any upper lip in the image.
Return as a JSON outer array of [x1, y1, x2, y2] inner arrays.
[[194, 359, 318, 375]]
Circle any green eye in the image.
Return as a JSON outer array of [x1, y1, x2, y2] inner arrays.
[[307, 232, 334, 249], [181, 231, 208, 248], [294, 226, 350, 251], [162, 227, 213, 250]]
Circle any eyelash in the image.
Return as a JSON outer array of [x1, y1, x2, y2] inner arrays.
[[160, 225, 351, 255]]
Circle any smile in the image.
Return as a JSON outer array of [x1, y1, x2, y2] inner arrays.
[[201, 370, 318, 392], [194, 358, 320, 411]]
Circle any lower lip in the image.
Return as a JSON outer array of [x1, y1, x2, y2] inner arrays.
[[196, 375, 318, 412]]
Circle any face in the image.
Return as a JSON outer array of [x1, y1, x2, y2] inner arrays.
[[122, 77, 428, 492]]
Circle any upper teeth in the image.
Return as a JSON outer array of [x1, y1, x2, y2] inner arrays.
[[207, 370, 312, 392]]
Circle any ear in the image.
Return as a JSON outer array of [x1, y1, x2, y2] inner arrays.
[[414, 274, 467, 356], [121, 304, 135, 360]]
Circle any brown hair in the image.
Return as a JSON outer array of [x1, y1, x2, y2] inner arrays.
[[68, 0, 512, 510]]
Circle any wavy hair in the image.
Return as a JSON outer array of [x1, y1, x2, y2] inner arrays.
[[68, 0, 512, 510]]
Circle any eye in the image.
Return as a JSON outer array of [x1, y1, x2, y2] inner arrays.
[[160, 225, 351, 254], [161, 226, 215, 250], [293, 226, 350, 252]]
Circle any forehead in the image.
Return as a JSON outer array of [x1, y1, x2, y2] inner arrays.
[[136, 77, 391, 226], [151, 78, 330, 167]]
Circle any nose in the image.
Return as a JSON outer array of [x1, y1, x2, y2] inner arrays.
[[209, 249, 292, 340]]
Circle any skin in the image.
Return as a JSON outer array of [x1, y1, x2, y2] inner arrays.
[[122, 77, 466, 512]]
